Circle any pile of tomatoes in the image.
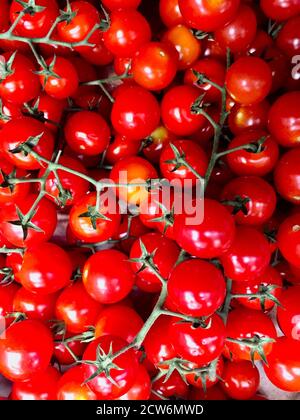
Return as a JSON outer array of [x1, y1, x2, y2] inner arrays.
[[0, 0, 299, 401]]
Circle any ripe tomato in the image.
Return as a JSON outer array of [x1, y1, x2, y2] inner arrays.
[[170, 314, 226, 366], [106, 135, 140, 165], [174, 198, 236, 259], [220, 361, 260, 400], [11, 366, 60, 401], [77, 30, 114, 66], [142, 125, 176, 164], [53, 331, 86, 366], [0, 52, 40, 104], [111, 85, 160, 141], [0, 282, 19, 332], [220, 226, 271, 282], [224, 308, 276, 361], [103, 10, 151, 57], [0, 159, 29, 204], [117, 364, 151, 400], [57, 1, 100, 43], [231, 266, 282, 311], [167, 259, 226, 317], [186, 357, 224, 389], [274, 149, 300, 204], [55, 281, 102, 334], [102, 0, 141, 10], [69, 191, 121, 244], [263, 337, 300, 392], [261, 0, 300, 21], [0, 319, 53, 381], [18, 243, 72, 295], [226, 57, 272, 105], [276, 15, 300, 58], [10, 0, 59, 38], [82, 335, 138, 399], [152, 371, 189, 400], [32, 94, 67, 133], [159, 0, 184, 28], [64, 111, 110, 156], [0, 194, 57, 248], [13, 287, 57, 321], [82, 249, 135, 304], [277, 214, 300, 267], [161, 85, 205, 136], [132, 42, 178, 91], [130, 233, 180, 293], [277, 286, 300, 340], [0, 117, 54, 170], [189, 385, 228, 400], [39, 56, 79, 100], [57, 366, 97, 400], [178, 0, 240, 32], [162, 24, 201, 70], [228, 100, 270, 135], [268, 91, 300, 148], [0, 100, 21, 127]]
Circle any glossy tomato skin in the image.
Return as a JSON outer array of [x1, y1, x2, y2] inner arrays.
[[274, 149, 300, 204], [277, 214, 300, 267], [152, 371, 189, 400], [220, 361, 260, 400], [231, 266, 282, 311], [268, 91, 300, 148], [167, 259, 226, 317], [82, 335, 138, 399], [178, 0, 240, 32], [0, 117, 54, 170], [224, 308, 276, 361], [276, 15, 300, 58], [0, 282, 19, 332], [11, 366, 60, 401], [130, 233, 180, 293], [82, 249, 135, 304], [226, 57, 272, 105], [117, 364, 151, 401], [13, 287, 57, 321], [0, 159, 29, 204], [174, 198, 236, 259], [264, 337, 300, 392], [170, 314, 226, 366], [106, 135, 140, 165], [261, 0, 300, 21], [0, 319, 53, 381], [57, 365, 97, 400], [64, 111, 110, 156], [111, 85, 160, 141], [0, 194, 57, 248], [55, 281, 102, 334], [69, 191, 121, 244], [103, 10, 151, 57], [228, 100, 270, 135], [77, 30, 114, 66], [18, 243, 72, 295], [277, 286, 300, 340], [161, 86, 206, 136], [221, 176, 277, 226], [159, 0, 184, 28], [34, 94, 67, 133], [53, 331, 86, 366], [0, 52, 41, 104], [220, 226, 271, 282], [0, 100, 21, 127]]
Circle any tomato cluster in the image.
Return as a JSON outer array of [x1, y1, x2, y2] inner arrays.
[[0, 0, 299, 401]]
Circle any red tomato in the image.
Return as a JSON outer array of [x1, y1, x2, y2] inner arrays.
[[0, 159, 29, 204], [57, 366, 97, 400], [32, 94, 67, 133], [53, 331, 86, 366], [261, 0, 300, 21], [77, 30, 114, 66], [0, 282, 19, 331], [189, 385, 228, 400], [117, 365, 151, 400], [106, 135, 140, 165], [0, 319, 53, 381], [186, 357, 224, 389], [82, 249, 135, 304], [277, 286, 300, 340], [152, 371, 189, 400], [276, 15, 300, 58], [277, 214, 300, 267], [159, 0, 184, 28], [13, 287, 57, 321], [142, 125, 176, 164], [228, 101, 270, 135], [18, 243, 72, 295], [102, 0, 141, 10], [274, 149, 300, 204], [221, 361, 260, 400]]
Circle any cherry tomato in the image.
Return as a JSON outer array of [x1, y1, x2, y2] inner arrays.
[[274, 149, 300, 204], [0, 100, 21, 127], [102, 0, 141, 10], [276, 15, 300, 58], [221, 361, 260, 400], [261, 0, 300, 21], [159, 0, 184, 28], [117, 364, 151, 400], [189, 385, 228, 400], [31, 94, 67, 133], [57, 365, 97, 400], [77, 30, 114, 66], [53, 331, 86, 366], [186, 357, 224, 389], [228, 100, 270, 135], [0, 159, 29, 204], [13, 287, 57, 321], [0, 282, 19, 332], [142, 125, 176, 164], [152, 371, 189, 400], [277, 286, 300, 341], [106, 135, 140, 165], [277, 214, 300, 267]]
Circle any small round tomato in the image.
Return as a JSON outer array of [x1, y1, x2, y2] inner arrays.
[[168, 259, 226, 317], [0, 100, 21, 127], [32, 94, 67, 133], [264, 336, 300, 392], [53, 331, 86, 366], [11, 366, 60, 401], [142, 125, 176, 164], [112, 85, 160, 141], [117, 364, 151, 401], [82, 249, 135, 304], [162, 24, 201, 70], [106, 135, 140, 165], [276, 15, 300, 58], [77, 30, 114, 66], [277, 286, 300, 340], [13, 287, 57, 321], [174, 198, 236, 259], [102, 0, 141, 10], [0, 319, 53, 381], [69, 191, 121, 244], [161, 85, 205, 136], [0, 194, 57, 248], [0, 159, 29, 204], [277, 214, 300, 267], [82, 335, 138, 399], [57, 1, 100, 43], [152, 370, 189, 400], [228, 100, 270, 135], [0, 52, 40, 105], [231, 266, 282, 311], [268, 91, 300, 148], [39, 56, 79, 100], [132, 42, 178, 91], [274, 149, 300, 204], [261, 0, 300, 21], [0, 117, 54, 170], [130, 233, 180, 293], [10, 0, 59, 38], [57, 366, 97, 400], [226, 57, 272, 105], [18, 243, 72, 295], [0, 282, 19, 331], [220, 361, 260, 400], [178, 0, 240, 32], [64, 111, 110, 156], [224, 308, 276, 362], [55, 281, 102, 334], [159, 0, 184, 28], [103, 10, 151, 57], [220, 226, 271, 282]]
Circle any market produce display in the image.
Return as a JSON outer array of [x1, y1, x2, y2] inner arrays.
[[0, 0, 299, 401]]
